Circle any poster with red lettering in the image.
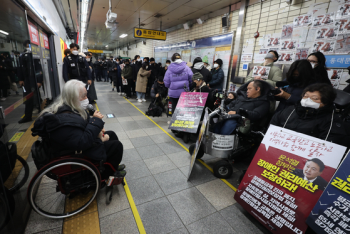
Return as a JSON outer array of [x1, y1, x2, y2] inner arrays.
[[39, 30, 50, 50], [27, 21, 39, 46], [234, 125, 346, 234]]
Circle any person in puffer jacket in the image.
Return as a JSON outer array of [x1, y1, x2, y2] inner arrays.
[[164, 53, 193, 111]]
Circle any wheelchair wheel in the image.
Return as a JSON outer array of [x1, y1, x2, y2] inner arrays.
[[7, 155, 29, 193], [213, 160, 233, 179], [183, 133, 190, 143], [188, 143, 204, 159], [0, 188, 15, 232], [27, 158, 101, 219]]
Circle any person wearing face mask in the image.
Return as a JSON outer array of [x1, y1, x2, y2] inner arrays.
[[102, 58, 108, 82], [208, 59, 225, 92], [32, 79, 126, 179], [62, 43, 92, 85], [151, 76, 168, 110], [94, 58, 103, 82], [148, 58, 159, 96], [18, 40, 43, 123], [192, 72, 210, 93], [121, 60, 133, 98], [164, 53, 193, 111], [307, 52, 332, 85], [109, 57, 122, 93], [159, 60, 171, 77], [191, 57, 212, 84], [270, 83, 350, 148], [136, 63, 151, 102], [274, 60, 317, 112], [84, 52, 98, 104], [224, 92, 237, 106], [106, 56, 114, 83], [245, 52, 282, 88]]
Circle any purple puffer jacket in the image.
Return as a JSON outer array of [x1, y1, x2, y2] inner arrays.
[[164, 61, 193, 98]]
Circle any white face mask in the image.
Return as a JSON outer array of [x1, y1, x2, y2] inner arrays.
[[300, 98, 320, 109], [137, 58, 141, 61], [174, 59, 182, 64], [80, 98, 89, 109], [146, 66, 148, 69], [310, 62, 316, 69], [72, 50, 79, 55], [213, 64, 219, 68], [26, 47, 31, 52], [86, 58, 90, 62]]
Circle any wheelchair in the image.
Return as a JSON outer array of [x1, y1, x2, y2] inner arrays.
[[27, 139, 124, 219]]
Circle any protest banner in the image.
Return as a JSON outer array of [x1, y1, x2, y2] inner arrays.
[[234, 125, 346, 234], [252, 66, 271, 79], [169, 92, 208, 133], [306, 150, 350, 234]]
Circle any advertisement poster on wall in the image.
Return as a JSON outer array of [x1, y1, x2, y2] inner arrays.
[[168, 92, 208, 133], [191, 48, 215, 67], [306, 150, 350, 234], [234, 125, 346, 234]]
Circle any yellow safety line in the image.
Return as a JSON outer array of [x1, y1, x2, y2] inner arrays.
[[123, 97, 238, 192], [97, 102, 146, 234], [124, 179, 146, 234]]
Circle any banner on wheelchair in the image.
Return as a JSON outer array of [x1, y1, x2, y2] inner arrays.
[[234, 125, 347, 234], [168, 92, 208, 133]]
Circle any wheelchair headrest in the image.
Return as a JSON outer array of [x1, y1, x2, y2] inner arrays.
[[334, 89, 350, 109]]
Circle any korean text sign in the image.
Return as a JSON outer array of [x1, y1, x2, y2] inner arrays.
[[27, 21, 39, 46], [234, 125, 346, 234], [169, 92, 208, 133], [134, 27, 167, 41], [306, 150, 350, 234]]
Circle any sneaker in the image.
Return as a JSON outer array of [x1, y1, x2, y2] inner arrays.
[[112, 88, 114, 91], [142, 99, 146, 102], [114, 170, 126, 177], [138, 99, 142, 103], [0, 98, 6, 101], [117, 164, 126, 171], [118, 92, 121, 95], [18, 117, 32, 124]]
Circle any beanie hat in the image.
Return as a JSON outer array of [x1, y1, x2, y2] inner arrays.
[[192, 72, 204, 81], [214, 59, 223, 67], [202, 56, 208, 63], [150, 58, 155, 62], [158, 76, 164, 82]]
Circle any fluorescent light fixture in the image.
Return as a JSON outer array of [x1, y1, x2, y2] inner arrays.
[[105, 45, 108, 47], [212, 35, 229, 40], [80, 0, 90, 51], [119, 34, 128, 38], [0, 30, 9, 35]]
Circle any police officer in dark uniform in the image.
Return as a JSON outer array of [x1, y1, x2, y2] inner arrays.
[[18, 40, 43, 123], [102, 58, 108, 82], [63, 43, 92, 85], [107, 56, 114, 83], [94, 57, 103, 81]]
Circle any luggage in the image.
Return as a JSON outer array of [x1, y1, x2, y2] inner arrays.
[[145, 99, 163, 117]]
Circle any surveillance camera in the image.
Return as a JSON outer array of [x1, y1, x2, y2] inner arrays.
[[107, 11, 117, 23]]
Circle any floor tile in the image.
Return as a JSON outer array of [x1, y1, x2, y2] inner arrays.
[[115, 131, 128, 140], [137, 197, 184, 234], [158, 142, 187, 155], [121, 148, 143, 164], [103, 122, 124, 132], [130, 136, 156, 148], [127, 175, 165, 205], [131, 115, 149, 121], [196, 179, 236, 211], [99, 208, 139, 234], [136, 120, 158, 129], [136, 144, 165, 160], [167, 187, 216, 225], [119, 138, 134, 149], [24, 211, 63, 234], [154, 168, 193, 195], [144, 155, 177, 175], [169, 228, 189, 234], [31, 228, 62, 234], [168, 151, 191, 168], [186, 212, 235, 234], [116, 116, 135, 122], [124, 160, 151, 181], [143, 127, 164, 136], [97, 184, 130, 218], [179, 162, 217, 186], [125, 129, 148, 138], [149, 133, 174, 143], [121, 121, 141, 131]]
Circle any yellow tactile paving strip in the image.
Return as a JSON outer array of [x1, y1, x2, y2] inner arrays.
[[4, 121, 38, 188]]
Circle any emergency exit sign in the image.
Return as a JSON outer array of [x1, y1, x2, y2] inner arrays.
[[133, 27, 167, 41]]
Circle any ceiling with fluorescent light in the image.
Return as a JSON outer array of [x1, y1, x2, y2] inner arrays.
[[62, 0, 239, 50], [0, 0, 29, 48]]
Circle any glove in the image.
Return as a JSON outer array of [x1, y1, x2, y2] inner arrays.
[[238, 108, 249, 118]]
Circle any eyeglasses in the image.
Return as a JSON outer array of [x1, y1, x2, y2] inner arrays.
[[303, 95, 320, 102], [307, 59, 318, 64]]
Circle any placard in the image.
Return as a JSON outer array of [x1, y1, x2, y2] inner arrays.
[[252, 66, 271, 79], [306, 150, 350, 234], [169, 92, 208, 133], [325, 54, 350, 68], [234, 125, 346, 234], [281, 24, 293, 39], [278, 51, 295, 63], [295, 48, 309, 60]]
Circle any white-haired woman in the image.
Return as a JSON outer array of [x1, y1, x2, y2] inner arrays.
[[32, 79, 126, 177]]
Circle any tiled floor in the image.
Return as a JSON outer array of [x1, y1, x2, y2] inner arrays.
[[22, 82, 270, 234]]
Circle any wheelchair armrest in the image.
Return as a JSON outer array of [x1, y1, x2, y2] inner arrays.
[[222, 114, 242, 121]]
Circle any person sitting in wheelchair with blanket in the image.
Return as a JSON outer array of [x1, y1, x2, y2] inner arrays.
[[213, 80, 272, 135], [32, 80, 126, 178]]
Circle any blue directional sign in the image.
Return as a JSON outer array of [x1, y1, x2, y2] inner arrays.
[[325, 55, 350, 68]]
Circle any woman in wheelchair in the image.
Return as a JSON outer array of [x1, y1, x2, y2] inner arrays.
[[271, 83, 350, 148], [32, 79, 125, 177], [213, 80, 271, 135]]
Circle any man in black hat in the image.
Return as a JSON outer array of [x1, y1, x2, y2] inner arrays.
[[208, 59, 224, 92]]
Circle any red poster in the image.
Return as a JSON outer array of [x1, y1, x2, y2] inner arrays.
[[234, 125, 346, 234], [42, 31, 49, 50], [27, 21, 39, 46]]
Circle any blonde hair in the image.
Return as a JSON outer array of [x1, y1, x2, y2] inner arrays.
[[39, 79, 88, 119]]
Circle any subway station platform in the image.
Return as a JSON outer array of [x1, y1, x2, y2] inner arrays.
[[23, 82, 269, 234]]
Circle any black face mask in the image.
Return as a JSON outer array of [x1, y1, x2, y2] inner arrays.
[[224, 99, 234, 106], [125, 63, 130, 66], [289, 75, 301, 84]]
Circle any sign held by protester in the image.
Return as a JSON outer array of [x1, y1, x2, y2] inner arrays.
[[169, 92, 208, 133], [306, 150, 350, 234], [252, 66, 271, 79], [234, 125, 346, 234]]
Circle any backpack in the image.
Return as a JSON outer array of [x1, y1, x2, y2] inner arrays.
[[146, 101, 163, 117], [31, 138, 54, 170]]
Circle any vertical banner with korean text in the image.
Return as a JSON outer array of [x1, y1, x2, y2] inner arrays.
[[234, 125, 346, 234], [306, 150, 350, 234], [169, 92, 208, 133]]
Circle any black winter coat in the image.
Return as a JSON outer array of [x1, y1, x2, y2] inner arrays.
[[226, 81, 271, 122], [132, 61, 142, 81], [191, 66, 212, 83], [270, 103, 350, 148], [32, 105, 106, 160], [109, 62, 121, 84], [151, 81, 168, 98], [314, 66, 331, 85]]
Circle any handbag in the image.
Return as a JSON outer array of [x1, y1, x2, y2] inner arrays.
[[122, 79, 128, 85]]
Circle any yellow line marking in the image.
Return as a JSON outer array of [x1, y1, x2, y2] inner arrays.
[[21, 114, 25, 118], [123, 97, 238, 192], [96, 102, 146, 234], [124, 179, 146, 234], [9, 132, 24, 142]]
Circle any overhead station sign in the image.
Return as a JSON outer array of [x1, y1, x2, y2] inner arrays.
[[88, 49, 113, 54], [133, 27, 167, 41]]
